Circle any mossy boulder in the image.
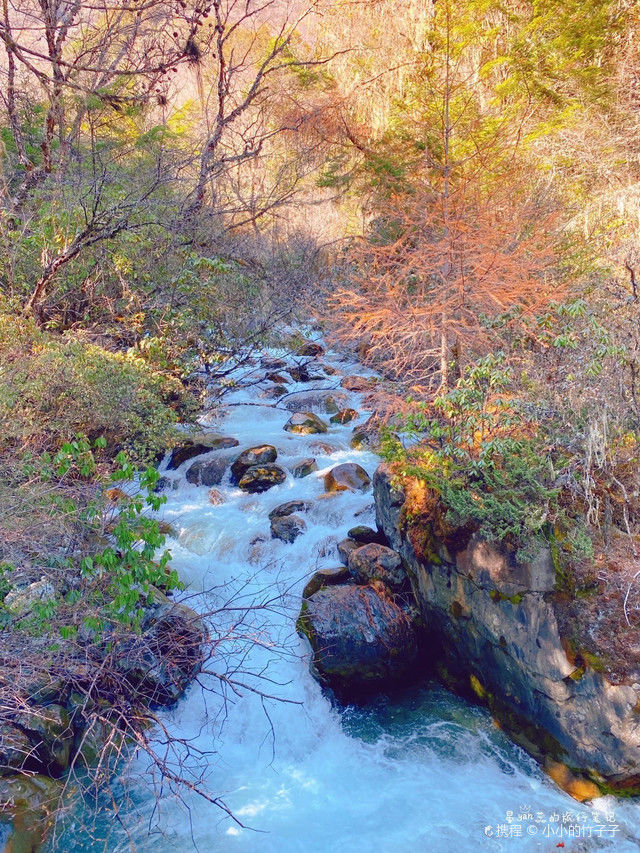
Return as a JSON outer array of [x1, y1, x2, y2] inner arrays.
[[0, 774, 62, 850], [297, 341, 325, 357], [302, 567, 350, 598], [238, 464, 287, 493], [13, 704, 73, 776], [324, 463, 371, 493], [330, 408, 358, 425], [0, 724, 36, 776], [348, 525, 386, 545], [284, 412, 328, 435], [231, 445, 278, 484]]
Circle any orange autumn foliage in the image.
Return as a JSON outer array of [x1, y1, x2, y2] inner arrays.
[[331, 179, 564, 389]]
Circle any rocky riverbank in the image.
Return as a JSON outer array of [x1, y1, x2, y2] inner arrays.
[[297, 460, 640, 801], [0, 591, 206, 847], [374, 464, 640, 798]]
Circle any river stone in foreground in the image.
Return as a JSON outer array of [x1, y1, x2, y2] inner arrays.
[[299, 584, 418, 695]]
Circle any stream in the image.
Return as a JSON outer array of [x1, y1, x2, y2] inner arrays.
[[52, 342, 640, 852]]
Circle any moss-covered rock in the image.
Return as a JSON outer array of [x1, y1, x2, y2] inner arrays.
[[302, 567, 350, 599], [238, 464, 287, 493], [230, 445, 278, 484], [283, 412, 328, 435], [330, 408, 358, 425], [324, 463, 371, 493]]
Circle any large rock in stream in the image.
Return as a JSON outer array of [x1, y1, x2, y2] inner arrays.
[[298, 584, 418, 696], [284, 412, 328, 435], [324, 463, 371, 493], [231, 445, 278, 484], [186, 455, 231, 486], [112, 597, 207, 707], [348, 543, 406, 589], [238, 464, 287, 493]]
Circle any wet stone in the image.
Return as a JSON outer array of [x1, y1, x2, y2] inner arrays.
[[287, 366, 311, 383], [298, 584, 418, 695], [348, 543, 405, 589], [348, 525, 386, 545], [168, 436, 239, 469], [261, 356, 286, 369], [283, 391, 348, 414], [238, 464, 287, 493], [337, 538, 359, 566], [284, 412, 328, 435], [268, 500, 311, 521], [297, 341, 324, 357], [265, 371, 288, 384], [324, 463, 371, 493], [186, 456, 229, 487], [271, 514, 307, 544], [231, 445, 278, 484], [154, 476, 175, 493], [302, 566, 350, 599], [291, 458, 318, 478], [330, 408, 358, 425], [309, 441, 336, 455]]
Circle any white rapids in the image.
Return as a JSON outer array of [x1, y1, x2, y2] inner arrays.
[[52, 343, 640, 852]]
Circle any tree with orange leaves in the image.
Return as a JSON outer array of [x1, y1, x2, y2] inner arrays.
[[332, 177, 561, 389], [329, 0, 583, 390]]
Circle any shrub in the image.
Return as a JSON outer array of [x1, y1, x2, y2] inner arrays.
[[0, 312, 189, 463], [383, 354, 575, 562]]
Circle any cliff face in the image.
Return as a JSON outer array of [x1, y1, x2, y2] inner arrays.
[[373, 465, 640, 790]]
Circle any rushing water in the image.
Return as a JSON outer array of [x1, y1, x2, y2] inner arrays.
[[52, 343, 640, 852]]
